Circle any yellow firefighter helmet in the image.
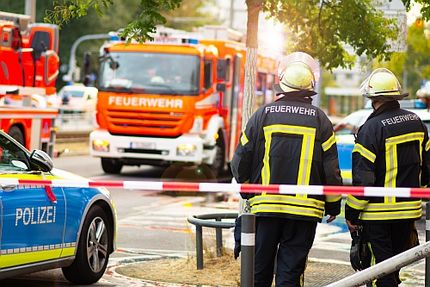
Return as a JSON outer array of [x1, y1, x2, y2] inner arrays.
[[360, 68, 408, 100], [277, 52, 319, 93]]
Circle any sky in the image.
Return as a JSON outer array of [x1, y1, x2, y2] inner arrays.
[[407, 2, 422, 25]]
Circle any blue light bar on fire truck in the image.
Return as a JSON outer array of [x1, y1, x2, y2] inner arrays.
[[108, 31, 120, 42], [151, 36, 199, 45]]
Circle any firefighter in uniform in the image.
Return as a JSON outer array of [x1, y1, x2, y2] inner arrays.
[[345, 68, 430, 287], [231, 52, 342, 287]]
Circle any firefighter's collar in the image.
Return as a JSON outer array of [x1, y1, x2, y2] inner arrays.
[[369, 100, 400, 119], [276, 90, 316, 103]]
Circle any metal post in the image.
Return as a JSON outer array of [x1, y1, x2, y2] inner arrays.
[[326, 240, 430, 287], [216, 217, 222, 257], [426, 201, 430, 287], [240, 213, 255, 287], [196, 225, 203, 270], [25, 0, 36, 22]]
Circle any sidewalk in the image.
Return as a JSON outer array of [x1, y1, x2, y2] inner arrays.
[[112, 249, 426, 287]]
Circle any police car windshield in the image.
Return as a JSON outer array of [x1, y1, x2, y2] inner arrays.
[[98, 52, 200, 95], [0, 134, 29, 172]]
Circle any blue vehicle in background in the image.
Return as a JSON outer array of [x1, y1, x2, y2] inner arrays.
[[334, 99, 430, 184], [0, 131, 116, 284]]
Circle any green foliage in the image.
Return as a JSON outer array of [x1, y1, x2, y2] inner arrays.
[[45, 0, 113, 25], [45, 0, 182, 41], [264, 0, 397, 70], [411, 0, 430, 21]]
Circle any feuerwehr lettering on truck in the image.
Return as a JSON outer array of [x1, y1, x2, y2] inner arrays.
[[108, 96, 183, 109]]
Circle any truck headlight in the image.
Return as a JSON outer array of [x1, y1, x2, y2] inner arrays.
[[92, 139, 110, 152], [177, 143, 196, 156]]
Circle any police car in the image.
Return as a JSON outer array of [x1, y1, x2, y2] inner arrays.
[[334, 100, 430, 184], [0, 131, 116, 284]]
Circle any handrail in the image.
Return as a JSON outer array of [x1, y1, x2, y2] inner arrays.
[[187, 213, 238, 270]]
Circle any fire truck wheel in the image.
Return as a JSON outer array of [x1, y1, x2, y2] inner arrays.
[[211, 133, 225, 177], [9, 126, 25, 146], [101, 158, 123, 174], [62, 205, 111, 284]]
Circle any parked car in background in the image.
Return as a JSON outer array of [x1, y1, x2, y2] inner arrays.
[[58, 85, 98, 112], [334, 99, 430, 184], [0, 130, 116, 284]]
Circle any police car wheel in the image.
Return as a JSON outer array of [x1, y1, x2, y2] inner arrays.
[[62, 205, 111, 284]]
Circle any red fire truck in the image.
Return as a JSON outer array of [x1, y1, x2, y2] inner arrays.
[[0, 12, 59, 155], [90, 27, 277, 175]]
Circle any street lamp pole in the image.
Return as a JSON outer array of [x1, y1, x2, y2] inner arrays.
[[63, 34, 111, 83]]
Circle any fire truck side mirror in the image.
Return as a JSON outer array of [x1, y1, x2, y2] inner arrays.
[[29, 149, 53, 172], [217, 59, 227, 81], [109, 59, 119, 70], [216, 83, 226, 92], [31, 31, 49, 60]]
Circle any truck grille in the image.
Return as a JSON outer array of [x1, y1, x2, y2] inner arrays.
[[106, 109, 191, 137]]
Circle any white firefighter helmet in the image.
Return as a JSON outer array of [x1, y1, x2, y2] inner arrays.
[[360, 68, 407, 100], [416, 81, 430, 98], [277, 52, 320, 93]]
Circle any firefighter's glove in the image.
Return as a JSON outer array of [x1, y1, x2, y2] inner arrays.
[[349, 227, 371, 271], [233, 216, 241, 259]]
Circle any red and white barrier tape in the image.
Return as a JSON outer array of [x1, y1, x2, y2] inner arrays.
[[3, 178, 430, 198]]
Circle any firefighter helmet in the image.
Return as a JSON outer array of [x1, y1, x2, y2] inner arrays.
[[416, 81, 430, 98], [360, 68, 408, 100], [277, 52, 319, 93], [349, 227, 371, 271]]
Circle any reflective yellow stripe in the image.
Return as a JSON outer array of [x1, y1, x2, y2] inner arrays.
[[341, 170, 352, 180], [385, 132, 424, 188], [322, 133, 336, 152], [426, 139, 430, 151], [352, 143, 376, 163], [326, 194, 342, 202], [346, 194, 368, 210], [364, 200, 422, 211], [0, 247, 76, 268], [360, 209, 422, 220], [385, 132, 425, 145], [261, 124, 316, 187], [249, 194, 325, 209], [240, 130, 249, 146], [251, 204, 324, 218], [61, 246, 76, 257]]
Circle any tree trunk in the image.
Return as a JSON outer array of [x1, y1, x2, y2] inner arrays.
[[242, 0, 262, 129]]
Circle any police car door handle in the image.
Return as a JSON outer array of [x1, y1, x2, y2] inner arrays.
[[0, 184, 17, 191]]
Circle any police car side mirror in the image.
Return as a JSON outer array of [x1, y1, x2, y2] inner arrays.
[[29, 150, 53, 172]]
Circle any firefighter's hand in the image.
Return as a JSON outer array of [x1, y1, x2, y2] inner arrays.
[[346, 220, 358, 233], [326, 215, 336, 223]]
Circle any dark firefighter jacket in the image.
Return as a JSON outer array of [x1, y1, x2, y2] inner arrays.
[[231, 90, 343, 222], [345, 100, 430, 223]]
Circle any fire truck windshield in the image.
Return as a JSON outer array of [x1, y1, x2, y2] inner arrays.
[[98, 52, 200, 95]]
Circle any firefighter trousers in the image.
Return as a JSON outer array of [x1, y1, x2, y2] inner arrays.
[[363, 220, 418, 287], [255, 216, 317, 287]]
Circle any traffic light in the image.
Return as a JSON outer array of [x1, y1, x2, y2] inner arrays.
[[415, 18, 424, 28]]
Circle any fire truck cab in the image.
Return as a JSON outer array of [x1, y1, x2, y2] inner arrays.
[[0, 12, 59, 156], [91, 27, 277, 175]]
